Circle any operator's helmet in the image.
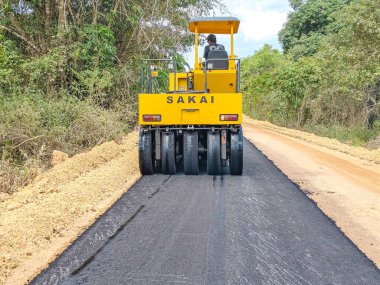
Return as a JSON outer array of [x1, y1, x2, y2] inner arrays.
[[206, 34, 217, 43]]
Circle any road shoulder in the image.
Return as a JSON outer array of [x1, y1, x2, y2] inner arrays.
[[0, 132, 141, 285]]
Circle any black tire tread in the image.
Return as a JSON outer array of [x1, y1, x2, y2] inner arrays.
[[162, 132, 176, 175], [230, 128, 243, 175], [207, 131, 221, 175], [139, 130, 154, 175], [183, 131, 199, 175]]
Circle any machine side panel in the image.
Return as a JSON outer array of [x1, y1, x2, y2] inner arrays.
[[169, 73, 188, 91], [193, 70, 236, 93]]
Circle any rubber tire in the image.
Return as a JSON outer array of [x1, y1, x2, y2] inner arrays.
[[207, 131, 221, 175], [183, 131, 199, 175], [139, 130, 154, 175], [230, 128, 243, 175], [162, 132, 176, 174]]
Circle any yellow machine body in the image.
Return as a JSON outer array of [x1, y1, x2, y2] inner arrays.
[[168, 70, 237, 93], [138, 17, 244, 176], [139, 93, 242, 125], [188, 18, 240, 34], [192, 70, 237, 93], [139, 17, 242, 125], [139, 17, 242, 126], [169, 73, 188, 92]]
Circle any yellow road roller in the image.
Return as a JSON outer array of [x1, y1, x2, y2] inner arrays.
[[138, 17, 243, 175]]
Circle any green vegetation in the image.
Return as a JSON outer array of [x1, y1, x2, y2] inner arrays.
[[2, 0, 379, 192], [242, 0, 380, 147], [0, 94, 126, 192], [279, 0, 353, 59], [0, 0, 223, 193]]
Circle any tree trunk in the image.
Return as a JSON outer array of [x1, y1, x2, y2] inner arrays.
[[45, 0, 51, 34], [44, 0, 51, 50], [57, 0, 66, 33], [92, 0, 99, 25]]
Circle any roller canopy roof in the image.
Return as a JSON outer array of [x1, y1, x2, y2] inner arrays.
[[189, 17, 240, 34]]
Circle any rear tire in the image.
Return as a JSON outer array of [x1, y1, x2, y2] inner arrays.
[[207, 131, 221, 175], [230, 128, 243, 175], [183, 131, 199, 175], [162, 132, 176, 174], [139, 130, 154, 175]]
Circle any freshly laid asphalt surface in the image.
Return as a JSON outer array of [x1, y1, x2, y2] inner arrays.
[[31, 140, 380, 285]]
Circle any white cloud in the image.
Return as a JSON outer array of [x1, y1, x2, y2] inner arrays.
[[239, 9, 288, 42], [222, 0, 289, 42], [184, 0, 290, 65]]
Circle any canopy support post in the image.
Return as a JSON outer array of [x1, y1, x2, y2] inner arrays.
[[230, 24, 234, 58], [195, 26, 199, 70]]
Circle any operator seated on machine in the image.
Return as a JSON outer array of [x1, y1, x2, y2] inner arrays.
[[203, 34, 225, 60], [203, 34, 228, 70]]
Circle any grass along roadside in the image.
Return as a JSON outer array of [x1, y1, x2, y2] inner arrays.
[[0, 94, 131, 195], [304, 124, 380, 149]]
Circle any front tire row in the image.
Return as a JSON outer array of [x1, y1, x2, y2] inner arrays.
[[139, 128, 243, 176]]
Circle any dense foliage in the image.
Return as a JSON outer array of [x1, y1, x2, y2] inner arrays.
[[0, 0, 223, 192], [279, 0, 352, 59], [0, 0, 222, 99], [243, 0, 380, 145]]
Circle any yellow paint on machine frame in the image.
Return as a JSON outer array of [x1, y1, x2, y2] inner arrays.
[[139, 93, 242, 125], [188, 17, 240, 34]]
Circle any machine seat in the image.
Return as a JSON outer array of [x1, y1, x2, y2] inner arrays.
[[208, 45, 229, 70]]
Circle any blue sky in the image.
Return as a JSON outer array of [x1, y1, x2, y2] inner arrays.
[[185, 0, 291, 65]]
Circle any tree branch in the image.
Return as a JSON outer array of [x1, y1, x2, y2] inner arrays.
[[0, 25, 39, 52]]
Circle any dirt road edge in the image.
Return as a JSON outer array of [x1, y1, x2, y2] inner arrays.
[[0, 131, 141, 285]]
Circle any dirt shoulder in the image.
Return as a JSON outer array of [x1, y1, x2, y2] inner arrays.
[[0, 131, 141, 285], [243, 117, 380, 268]]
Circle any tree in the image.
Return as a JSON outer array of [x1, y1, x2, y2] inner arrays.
[[289, 0, 305, 10], [305, 0, 380, 127], [242, 0, 380, 142], [241, 45, 318, 125], [241, 45, 285, 121], [279, 0, 352, 59], [0, 0, 224, 98], [0, 0, 223, 58]]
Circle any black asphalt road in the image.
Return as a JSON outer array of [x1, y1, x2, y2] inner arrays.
[[31, 140, 380, 285]]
